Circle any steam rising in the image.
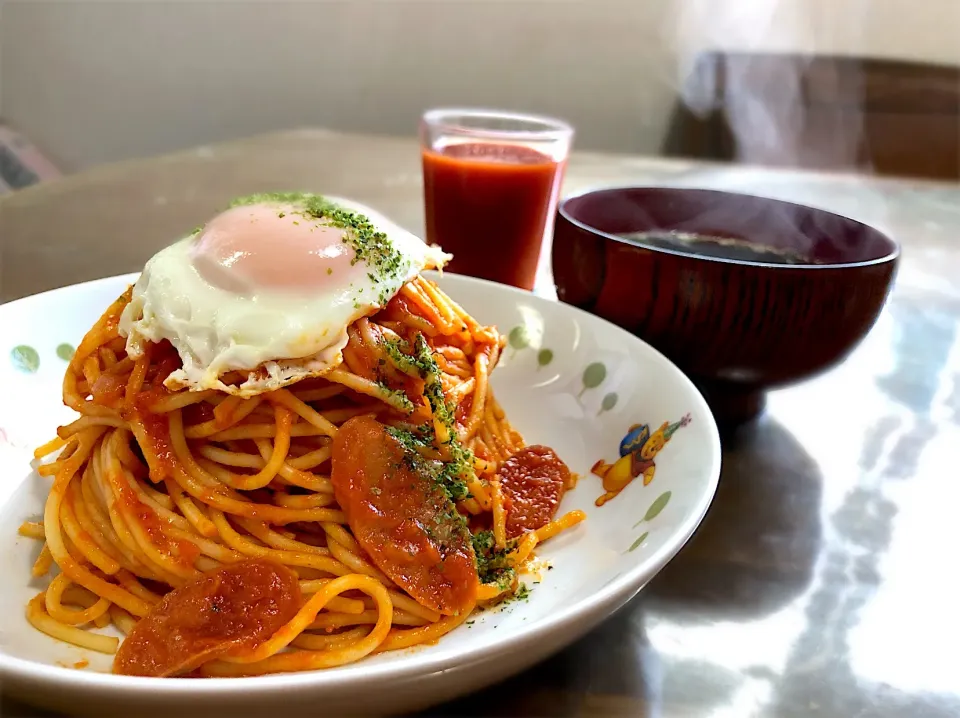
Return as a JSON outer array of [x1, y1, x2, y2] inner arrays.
[[649, 0, 898, 257], [667, 0, 870, 170]]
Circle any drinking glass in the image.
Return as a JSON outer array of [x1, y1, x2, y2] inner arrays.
[[420, 108, 574, 290]]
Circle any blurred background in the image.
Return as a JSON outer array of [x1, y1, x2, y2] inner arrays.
[[1, 0, 958, 188]]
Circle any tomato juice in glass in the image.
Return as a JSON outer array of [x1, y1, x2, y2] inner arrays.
[[420, 109, 574, 291]]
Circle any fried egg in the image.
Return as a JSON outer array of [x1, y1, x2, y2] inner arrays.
[[119, 193, 450, 395]]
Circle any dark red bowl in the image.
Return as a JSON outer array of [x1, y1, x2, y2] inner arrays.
[[552, 186, 899, 425]]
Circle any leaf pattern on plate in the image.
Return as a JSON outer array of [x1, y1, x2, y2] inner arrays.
[[597, 392, 618, 416], [56, 343, 76, 361], [10, 345, 40, 373], [578, 362, 606, 397], [537, 348, 554, 368], [507, 325, 555, 370], [626, 491, 673, 552], [508, 326, 530, 352], [643, 491, 672, 522], [627, 532, 649, 553]]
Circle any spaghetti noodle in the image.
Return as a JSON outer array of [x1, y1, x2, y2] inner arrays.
[[22, 275, 585, 677]]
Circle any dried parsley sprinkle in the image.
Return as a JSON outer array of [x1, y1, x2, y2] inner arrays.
[[383, 337, 421, 375], [385, 427, 471, 551], [409, 333, 476, 490], [386, 424, 467, 501], [376, 379, 415, 414], [386, 425, 426, 453], [229, 191, 410, 304], [471, 530, 517, 588]]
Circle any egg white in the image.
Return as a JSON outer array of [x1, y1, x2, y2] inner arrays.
[[119, 196, 450, 396]]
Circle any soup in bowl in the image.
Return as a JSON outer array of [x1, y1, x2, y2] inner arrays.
[[552, 186, 899, 425]]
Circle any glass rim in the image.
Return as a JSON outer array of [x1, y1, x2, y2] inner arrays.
[[421, 107, 574, 143]]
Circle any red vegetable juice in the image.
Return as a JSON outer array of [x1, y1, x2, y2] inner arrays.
[[422, 142, 567, 290]]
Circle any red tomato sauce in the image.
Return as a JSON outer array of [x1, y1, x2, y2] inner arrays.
[[130, 404, 176, 480]]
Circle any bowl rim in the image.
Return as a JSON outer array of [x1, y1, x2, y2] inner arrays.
[[557, 183, 901, 270], [0, 270, 722, 701]]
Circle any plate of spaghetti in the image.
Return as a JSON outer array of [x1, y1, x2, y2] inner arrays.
[[0, 193, 720, 717]]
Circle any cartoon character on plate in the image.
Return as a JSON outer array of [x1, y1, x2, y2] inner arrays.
[[591, 413, 691, 507]]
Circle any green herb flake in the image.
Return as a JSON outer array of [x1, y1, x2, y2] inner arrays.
[[411, 333, 476, 494], [380, 335, 475, 501], [386, 424, 466, 503], [471, 530, 518, 589], [230, 191, 410, 306], [377, 379, 415, 414]]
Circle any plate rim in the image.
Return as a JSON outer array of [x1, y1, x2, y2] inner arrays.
[[0, 270, 722, 696]]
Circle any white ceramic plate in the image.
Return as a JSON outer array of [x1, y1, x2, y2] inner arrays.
[[0, 272, 720, 718]]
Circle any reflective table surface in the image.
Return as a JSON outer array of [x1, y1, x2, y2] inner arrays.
[[2, 130, 958, 717]]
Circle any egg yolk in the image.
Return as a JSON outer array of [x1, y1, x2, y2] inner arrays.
[[190, 203, 359, 293]]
